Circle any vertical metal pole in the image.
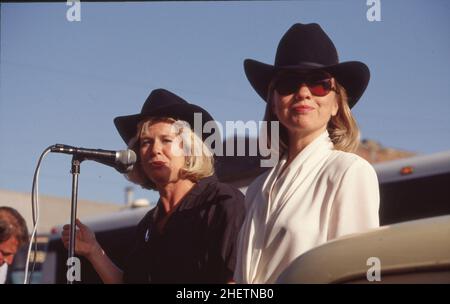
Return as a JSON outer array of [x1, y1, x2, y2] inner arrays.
[[68, 156, 81, 284]]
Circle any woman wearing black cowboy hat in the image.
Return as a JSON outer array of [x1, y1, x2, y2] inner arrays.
[[62, 89, 245, 283], [235, 23, 380, 284]]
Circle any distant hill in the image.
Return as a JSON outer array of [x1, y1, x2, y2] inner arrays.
[[357, 139, 416, 164]]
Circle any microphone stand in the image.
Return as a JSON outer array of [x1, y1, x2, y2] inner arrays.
[[68, 155, 83, 284]]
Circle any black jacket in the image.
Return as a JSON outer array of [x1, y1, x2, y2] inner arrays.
[[122, 176, 245, 283]]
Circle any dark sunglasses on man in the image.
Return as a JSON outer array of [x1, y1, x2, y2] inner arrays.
[[273, 71, 339, 97]]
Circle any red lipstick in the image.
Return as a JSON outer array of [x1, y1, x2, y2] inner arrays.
[[292, 105, 314, 114], [150, 161, 166, 168]]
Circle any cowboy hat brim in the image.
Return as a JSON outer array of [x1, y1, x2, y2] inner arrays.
[[114, 103, 215, 146], [243, 59, 370, 108]]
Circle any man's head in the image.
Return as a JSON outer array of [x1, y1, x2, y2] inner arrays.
[[0, 207, 29, 266]]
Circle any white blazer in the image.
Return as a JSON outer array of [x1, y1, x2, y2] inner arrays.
[[234, 131, 380, 284]]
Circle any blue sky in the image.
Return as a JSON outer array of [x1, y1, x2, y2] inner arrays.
[[1, 0, 449, 206]]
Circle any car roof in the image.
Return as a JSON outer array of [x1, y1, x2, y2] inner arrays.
[[49, 206, 152, 238], [277, 215, 450, 283], [373, 150, 450, 183]]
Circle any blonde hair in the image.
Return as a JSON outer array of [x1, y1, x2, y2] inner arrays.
[[264, 78, 360, 154], [328, 82, 360, 152], [126, 117, 214, 190]]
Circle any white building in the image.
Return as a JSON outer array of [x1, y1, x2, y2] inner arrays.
[[0, 189, 122, 234]]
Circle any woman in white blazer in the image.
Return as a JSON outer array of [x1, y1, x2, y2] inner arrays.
[[235, 23, 380, 284]]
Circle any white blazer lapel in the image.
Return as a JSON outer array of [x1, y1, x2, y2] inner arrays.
[[264, 131, 333, 243]]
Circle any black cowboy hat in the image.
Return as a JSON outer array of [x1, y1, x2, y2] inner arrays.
[[114, 88, 215, 146], [244, 23, 370, 108]]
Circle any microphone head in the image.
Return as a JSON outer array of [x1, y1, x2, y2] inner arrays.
[[116, 149, 137, 173]]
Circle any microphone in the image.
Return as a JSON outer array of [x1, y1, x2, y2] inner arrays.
[[50, 144, 137, 173]]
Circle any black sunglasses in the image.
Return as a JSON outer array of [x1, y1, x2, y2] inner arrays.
[[273, 72, 338, 97]]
